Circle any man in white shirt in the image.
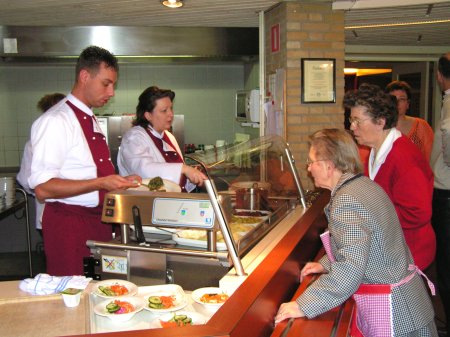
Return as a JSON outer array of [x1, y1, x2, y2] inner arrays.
[[430, 52, 450, 337], [29, 46, 140, 276]]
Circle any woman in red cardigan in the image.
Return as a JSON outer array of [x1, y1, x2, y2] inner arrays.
[[343, 83, 435, 271]]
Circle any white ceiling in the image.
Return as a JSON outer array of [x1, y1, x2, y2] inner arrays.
[[1, 0, 449, 46]]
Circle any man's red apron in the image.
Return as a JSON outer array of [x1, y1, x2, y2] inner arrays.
[[320, 231, 435, 337], [42, 101, 115, 276], [144, 127, 187, 192]]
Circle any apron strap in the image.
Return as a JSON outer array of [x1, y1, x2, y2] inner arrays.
[[392, 264, 435, 295]]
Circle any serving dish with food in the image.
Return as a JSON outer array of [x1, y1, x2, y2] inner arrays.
[[191, 287, 230, 308], [130, 177, 181, 193], [140, 284, 188, 313], [93, 296, 145, 322], [149, 311, 208, 328]]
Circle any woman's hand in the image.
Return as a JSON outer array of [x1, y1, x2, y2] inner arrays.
[[274, 301, 305, 325], [182, 165, 208, 186], [300, 262, 325, 282]]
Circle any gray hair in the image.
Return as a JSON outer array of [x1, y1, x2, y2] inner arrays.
[[309, 128, 363, 174]]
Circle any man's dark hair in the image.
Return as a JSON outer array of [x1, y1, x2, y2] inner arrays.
[[438, 54, 450, 79], [75, 45, 119, 79]]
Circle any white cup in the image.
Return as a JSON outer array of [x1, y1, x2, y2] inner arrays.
[[61, 291, 82, 307], [215, 140, 226, 148], [0, 177, 15, 206]]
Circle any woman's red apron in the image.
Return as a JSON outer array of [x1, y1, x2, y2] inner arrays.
[[42, 101, 115, 276], [144, 127, 187, 192], [320, 231, 435, 337]]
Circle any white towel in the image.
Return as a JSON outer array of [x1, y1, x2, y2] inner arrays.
[[19, 273, 92, 295]]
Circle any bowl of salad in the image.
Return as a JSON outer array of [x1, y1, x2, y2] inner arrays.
[[93, 296, 145, 322], [191, 287, 230, 310]]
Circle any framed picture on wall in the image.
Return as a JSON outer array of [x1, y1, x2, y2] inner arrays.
[[301, 58, 336, 103]]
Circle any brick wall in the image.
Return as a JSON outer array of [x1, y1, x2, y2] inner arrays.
[[265, 1, 345, 190]]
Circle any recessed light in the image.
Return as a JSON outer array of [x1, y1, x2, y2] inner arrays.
[[161, 0, 183, 8]]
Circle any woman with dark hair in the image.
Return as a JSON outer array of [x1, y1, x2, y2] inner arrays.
[[275, 128, 437, 337], [343, 83, 435, 271], [118, 86, 206, 192], [385, 80, 434, 161]]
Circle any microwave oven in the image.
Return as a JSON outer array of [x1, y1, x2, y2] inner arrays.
[[235, 89, 260, 123]]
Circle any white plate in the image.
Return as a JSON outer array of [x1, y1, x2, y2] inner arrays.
[[148, 310, 208, 328], [93, 296, 145, 322], [191, 287, 230, 308], [130, 178, 181, 193], [93, 279, 138, 298], [142, 288, 188, 313]]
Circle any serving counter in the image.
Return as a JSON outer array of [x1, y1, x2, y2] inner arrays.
[[0, 190, 353, 337]]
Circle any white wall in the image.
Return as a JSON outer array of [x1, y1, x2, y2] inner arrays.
[[0, 62, 260, 168]]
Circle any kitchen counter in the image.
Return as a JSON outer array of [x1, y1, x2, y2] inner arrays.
[[0, 280, 90, 337]]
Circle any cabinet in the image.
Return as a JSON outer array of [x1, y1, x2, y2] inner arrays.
[[0, 188, 32, 277]]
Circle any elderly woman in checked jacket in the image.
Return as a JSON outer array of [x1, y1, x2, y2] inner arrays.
[[275, 129, 437, 337]]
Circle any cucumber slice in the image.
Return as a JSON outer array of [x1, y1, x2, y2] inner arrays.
[[99, 286, 116, 296], [149, 302, 163, 309], [106, 302, 120, 313], [148, 296, 162, 304], [174, 314, 187, 321]]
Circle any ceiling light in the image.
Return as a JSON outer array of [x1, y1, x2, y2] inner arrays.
[[161, 0, 183, 8], [344, 68, 392, 76], [346, 18, 450, 29]]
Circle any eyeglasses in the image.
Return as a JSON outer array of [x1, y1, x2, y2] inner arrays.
[[306, 158, 328, 166], [349, 117, 371, 127]]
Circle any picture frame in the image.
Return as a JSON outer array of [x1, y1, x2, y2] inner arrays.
[[301, 58, 336, 103]]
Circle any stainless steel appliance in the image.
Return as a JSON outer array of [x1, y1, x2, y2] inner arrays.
[[96, 115, 185, 172], [87, 135, 307, 289]]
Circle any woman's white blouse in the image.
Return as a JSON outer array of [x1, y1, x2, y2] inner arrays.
[[118, 126, 195, 191]]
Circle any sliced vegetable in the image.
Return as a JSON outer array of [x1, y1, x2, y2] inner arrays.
[[147, 295, 176, 309], [60, 288, 82, 295], [106, 302, 121, 313], [99, 286, 116, 296], [98, 284, 129, 296], [160, 313, 193, 328], [106, 300, 135, 314]]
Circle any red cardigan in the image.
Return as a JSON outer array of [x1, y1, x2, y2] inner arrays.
[[365, 136, 436, 270]]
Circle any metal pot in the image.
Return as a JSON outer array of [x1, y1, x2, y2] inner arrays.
[[235, 183, 269, 211]]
